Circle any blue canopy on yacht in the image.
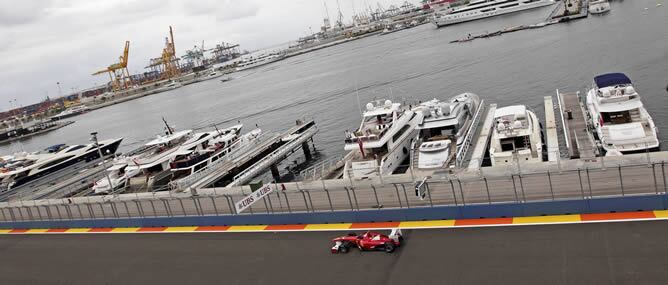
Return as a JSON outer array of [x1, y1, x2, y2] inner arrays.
[[594, 73, 632, 88]]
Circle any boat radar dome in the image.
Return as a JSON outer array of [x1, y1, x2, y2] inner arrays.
[[384, 100, 392, 108], [366, 103, 374, 111], [625, 86, 635, 95]]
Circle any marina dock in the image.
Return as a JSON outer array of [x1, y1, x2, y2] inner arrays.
[[544, 96, 560, 162], [557, 90, 598, 159], [177, 120, 318, 190], [467, 104, 497, 170]]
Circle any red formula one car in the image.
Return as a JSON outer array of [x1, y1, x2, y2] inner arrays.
[[331, 229, 403, 254]]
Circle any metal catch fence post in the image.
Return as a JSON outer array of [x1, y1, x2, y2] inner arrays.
[[425, 182, 434, 207], [483, 177, 491, 204], [392, 184, 403, 208], [618, 165, 625, 196], [210, 196, 219, 215], [324, 188, 334, 212], [371, 185, 380, 209], [344, 187, 354, 211], [448, 179, 458, 206], [305, 190, 314, 213], [457, 179, 465, 206]]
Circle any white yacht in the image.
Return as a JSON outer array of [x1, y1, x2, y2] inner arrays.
[[588, 0, 610, 14], [92, 157, 140, 194], [169, 124, 243, 178], [489, 105, 543, 166], [235, 53, 284, 72], [51, 105, 89, 121], [343, 100, 421, 179], [127, 129, 193, 175], [411, 93, 482, 169], [0, 138, 123, 191], [432, 0, 555, 27], [586, 73, 659, 155]]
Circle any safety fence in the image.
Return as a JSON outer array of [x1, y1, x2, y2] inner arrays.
[[1, 158, 667, 226]]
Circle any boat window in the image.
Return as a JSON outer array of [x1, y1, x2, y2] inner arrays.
[[38, 155, 75, 170], [601, 111, 631, 124], [392, 124, 412, 143], [499, 3, 520, 8], [450, 0, 514, 14], [367, 145, 389, 159], [421, 125, 456, 141], [66, 145, 87, 153], [499, 136, 530, 152]]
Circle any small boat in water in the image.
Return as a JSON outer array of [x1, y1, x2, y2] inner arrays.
[[589, 0, 611, 14], [586, 73, 659, 155]]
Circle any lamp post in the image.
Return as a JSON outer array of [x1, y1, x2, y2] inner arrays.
[[90, 132, 114, 194]]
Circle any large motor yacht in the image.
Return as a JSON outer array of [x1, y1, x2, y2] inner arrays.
[[0, 137, 123, 191], [343, 100, 421, 179], [235, 52, 284, 72], [169, 124, 243, 178], [411, 93, 482, 169], [489, 105, 543, 166], [126, 128, 193, 177], [432, 0, 555, 27], [586, 73, 659, 155]]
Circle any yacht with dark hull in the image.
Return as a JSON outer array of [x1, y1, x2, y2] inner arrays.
[[0, 138, 123, 191]]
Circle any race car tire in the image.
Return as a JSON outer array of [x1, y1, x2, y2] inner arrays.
[[340, 242, 350, 253], [384, 242, 395, 253]]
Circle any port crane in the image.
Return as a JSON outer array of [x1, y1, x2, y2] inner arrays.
[[92, 41, 132, 92], [146, 26, 181, 80]]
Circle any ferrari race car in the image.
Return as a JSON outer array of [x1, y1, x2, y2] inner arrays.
[[331, 229, 403, 254]]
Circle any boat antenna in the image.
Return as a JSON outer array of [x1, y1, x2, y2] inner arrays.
[[162, 117, 174, 135], [213, 123, 222, 136]]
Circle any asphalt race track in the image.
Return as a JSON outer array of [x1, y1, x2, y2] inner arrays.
[[1, 221, 668, 285]]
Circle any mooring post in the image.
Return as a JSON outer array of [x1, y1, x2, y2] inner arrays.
[[270, 164, 281, 182], [301, 142, 312, 160]]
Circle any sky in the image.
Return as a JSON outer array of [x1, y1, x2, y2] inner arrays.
[[0, 0, 418, 111]]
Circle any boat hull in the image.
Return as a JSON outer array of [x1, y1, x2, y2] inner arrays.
[[9, 138, 123, 190], [432, 0, 555, 27]]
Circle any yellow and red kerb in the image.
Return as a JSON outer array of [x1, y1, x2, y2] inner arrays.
[[0, 210, 665, 234]]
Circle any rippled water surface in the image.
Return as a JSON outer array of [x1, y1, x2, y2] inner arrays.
[[3, 0, 667, 167]]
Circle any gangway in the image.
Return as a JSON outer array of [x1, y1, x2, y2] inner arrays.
[[228, 122, 319, 186], [556, 90, 598, 159], [181, 120, 318, 189], [544, 96, 560, 161], [456, 100, 485, 167], [467, 104, 497, 170]]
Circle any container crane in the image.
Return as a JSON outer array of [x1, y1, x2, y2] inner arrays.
[[161, 26, 180, 79], [92, 41, 132, 92], [144, 26, 180, 80]]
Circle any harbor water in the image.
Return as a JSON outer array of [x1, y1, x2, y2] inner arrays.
[[2, 0, 667, 168]]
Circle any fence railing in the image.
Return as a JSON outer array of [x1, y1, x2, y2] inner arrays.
[[1, 158, 667, 223]]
